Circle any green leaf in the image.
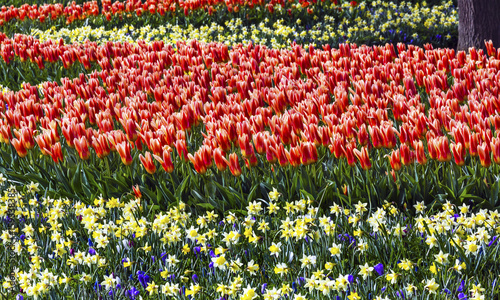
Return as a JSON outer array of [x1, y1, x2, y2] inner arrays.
[[175, 175, 190, 200], [214, 181, 236, 208], [196, 203, 215, 210], [247, 184, 259, 203], [491, 179, 499, 207], [299, 189, 315, 202]]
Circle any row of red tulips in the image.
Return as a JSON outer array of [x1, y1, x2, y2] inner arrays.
[[0, 0, 341, 26], [2, 36, 500, 176]]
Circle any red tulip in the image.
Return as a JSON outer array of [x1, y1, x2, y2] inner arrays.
[[213, 148, 227, 171], [353, 146, 372, 170], [451, 142, 466, 166], [491, 137, 500, 165], [74, 136, 90, 160], [139, 151, 157, 174], [389, 149, 402, 171], [133, 185, 142, 199], [49, 142, 64, 164], [414, 140, 427, 165], [400, 144, 414, 166], [478, 142, 491, 168], [188, 151, 207, 175], [222, 153, 241, 177], [92, 135, 110, 159], [12, 138, 28, 158], [153, 146, 175, 173], [174, 139, 189, 161], [116, 141, 133, 166]]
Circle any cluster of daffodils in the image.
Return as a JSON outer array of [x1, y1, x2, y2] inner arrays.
[[29, 0, 457, 48], [1, 180, 500, 299]]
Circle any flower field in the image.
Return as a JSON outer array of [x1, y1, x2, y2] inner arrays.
[[1, 0, 500, 299]]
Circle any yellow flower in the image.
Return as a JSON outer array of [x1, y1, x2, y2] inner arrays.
[[269, 188, 280, 201], [146, 281, 159, 295], [424, 278, 439, 294], [182, 244, 191, 255], [274, 263, 288, 276], [212, 254, 227, 269], [429, 262, 438, 275], [348, 292, 361, 300], [269, 242, 282, 257]]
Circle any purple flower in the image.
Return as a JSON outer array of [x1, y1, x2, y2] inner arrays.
[[347, 275, 354, 283], [89, 248, 96, 256], [261, 283, 267, 294], [69, 248, 75, 256], [192, 274, 198, 283], [457, 280, 465, 292], [209, 262, 214, 268], [19, 234, 25, 241], [488, 236, 498, 247], [16, 295, 23, 300], [297, 277, 305, 286], [126, 287, 140, 300], [161, 252, 167, 263], [374, 263, 384, 276], [458, 292, 467, 300], [137, 271, 150, 288]]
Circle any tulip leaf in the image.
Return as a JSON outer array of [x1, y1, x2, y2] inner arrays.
[[159, 182, 176, 205], [247, 184, 259, 203], [175, 175, 190, 200], [491, 180, 500, 207], [213, 181, 236, 208]]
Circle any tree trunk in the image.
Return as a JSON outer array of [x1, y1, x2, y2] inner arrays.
[[457, 0, 500, 51]]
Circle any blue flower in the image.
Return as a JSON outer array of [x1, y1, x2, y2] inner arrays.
[[137, 271, 150, 288], [488, 236, 498, 247], [88, 238, 93, 247], [347, 275, 354, 284], [126, 287, 140, 300], [458, 292, 467, 300], [89, 248, 96, 256], [192, 274, 198, 283], [457, 280, 465, 292], [161, 252, 167, 263], [16, 295, 23, 300], [261, 283, 267, 294], [374, 263, 384, 276]]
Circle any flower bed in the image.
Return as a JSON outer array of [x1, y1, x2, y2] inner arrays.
[[0, 182, 498, 299]]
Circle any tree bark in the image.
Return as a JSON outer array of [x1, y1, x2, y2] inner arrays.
[[457, 0, 500, 51]]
